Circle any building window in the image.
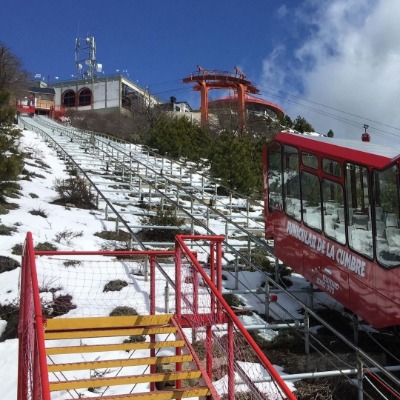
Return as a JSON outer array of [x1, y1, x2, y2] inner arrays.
[[78, 88, 92, 106], [62, 90, 76, 107]]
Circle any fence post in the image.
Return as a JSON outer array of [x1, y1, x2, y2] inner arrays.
[[164, 283, 169, 313], [304, 309, 310, 355], [228, 320, 235, 399]]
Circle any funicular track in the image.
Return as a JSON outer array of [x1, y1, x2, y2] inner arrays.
[[19, 115, 400, 399]]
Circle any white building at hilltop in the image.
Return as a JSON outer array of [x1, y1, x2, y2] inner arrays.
[[50, 74, 163, 114]]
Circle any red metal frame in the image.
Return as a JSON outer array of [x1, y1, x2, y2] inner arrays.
[[183, 66, 259, 132], [18, 232, 296, 400], [18, 232, 51, 400], [263, 133, 400, 328], [175, 234, 297, 400]]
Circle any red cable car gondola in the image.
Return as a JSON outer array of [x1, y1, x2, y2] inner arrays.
[[263, 132, 400, 328]]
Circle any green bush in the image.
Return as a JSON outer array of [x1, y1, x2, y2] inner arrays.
[[103, 279, 128, 292], [139, 208, 185, 242], [0, 302, 20, 341], [53, 176, 95, 209], [0, 256, 20, 273], [94, 229, 131, 241], [50, 294, 77, 317], [11, 244, 22, 255], [29, 207, 48, 218], [35, 242, 58, 251], [123, 335, 146, 343], [109, 306, 137, 316], [0, 223, 17, 236]]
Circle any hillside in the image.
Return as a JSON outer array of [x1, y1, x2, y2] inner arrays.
[[0, 128, 133, 399]]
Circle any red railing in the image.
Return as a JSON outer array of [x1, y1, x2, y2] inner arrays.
[[18, 232, 51, 400], [18, 232, 296, 399], [174, 234, 297, 399]]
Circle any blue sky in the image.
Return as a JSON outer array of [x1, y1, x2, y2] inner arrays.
[[2, 0, 400, 143]]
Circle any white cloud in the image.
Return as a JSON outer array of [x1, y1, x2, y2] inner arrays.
[[276, 5, 288, 19], [262, 0, 400, 143]]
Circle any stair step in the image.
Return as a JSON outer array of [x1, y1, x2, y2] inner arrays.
[[48, 354, 194, 372], [45, 314, 174, 332], [49, 370, 203, 391], [46, 339, 185, 355], [88, 386, 211, 399], [45, 325, 177, 340]]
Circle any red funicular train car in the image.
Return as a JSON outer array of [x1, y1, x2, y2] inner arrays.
[[263, 132, 400, 328], [16, 97, 35, 117]]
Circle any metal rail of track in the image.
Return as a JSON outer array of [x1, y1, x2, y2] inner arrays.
[[20, 116, 400, 399]]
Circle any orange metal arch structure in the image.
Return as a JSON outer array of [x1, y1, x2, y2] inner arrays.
[[183, 66, 259, 132]]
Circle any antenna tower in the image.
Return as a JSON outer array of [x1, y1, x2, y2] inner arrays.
[[75, 35, 102, 80]]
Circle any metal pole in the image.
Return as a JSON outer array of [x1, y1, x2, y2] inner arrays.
[[275, 258, 279, 283], [353, 314, 359, 347], [264, 283, 270, 319], [309, 282, 314, 310], [234, 254, 239, 290], [227, 320, 235, 399], [164, 283, 169, 313], [357, 358, 364, 400], [144, 257, 148, 282], [304, 309, 310, 355]]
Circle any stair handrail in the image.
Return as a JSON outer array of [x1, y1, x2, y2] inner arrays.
[[175, 234, 297, 400], [18, 232, 51, 400]]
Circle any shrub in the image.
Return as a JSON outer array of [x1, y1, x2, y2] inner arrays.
[[35, 160, 50, 169], [63, 260, 82, 267], [0, 301, 20, 341], [109, 306, 137, 316], [0, 202, 18, 215], [1, 182, 21, 199], [103, 279, 128, 292], [13, 241, 58, 256], [139, 209, 185, 242], [35, 242, 58, 251], [123, 335, 146, 343], [94, 229, 131, 241], [53, 176, 95, 209], [223, 293, 246, 308], [54, 229, 83, 244], [29, 207, 48, 218], [11, 244, 23, 255], [0, 256, 20, 273], [50, 294, 77, 317], [0, 223, 17, 235]]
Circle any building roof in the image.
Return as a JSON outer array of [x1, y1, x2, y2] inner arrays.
[[29, 86, 55, 95], [209, 93, 284, 118]]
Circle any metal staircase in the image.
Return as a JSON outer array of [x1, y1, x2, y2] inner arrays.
[[45, 313, 212, 399], [19, 233, 296, 400]]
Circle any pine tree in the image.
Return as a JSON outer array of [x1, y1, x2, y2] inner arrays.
[[147, 116, 211, 163], [209, 130, 260, 196], [284, 115, 293, 128], [293, 115, 315, 133], [0, 89, 23, 201]]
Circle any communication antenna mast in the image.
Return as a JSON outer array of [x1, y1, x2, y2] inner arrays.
[[75, 35, 102, 81]]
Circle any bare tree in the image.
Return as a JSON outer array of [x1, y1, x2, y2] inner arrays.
[[0, 42, 30, 96]]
